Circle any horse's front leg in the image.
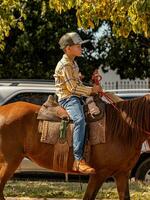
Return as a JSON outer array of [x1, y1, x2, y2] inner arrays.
[[83, 172, 106, 200], [114, 172, 130, 200]]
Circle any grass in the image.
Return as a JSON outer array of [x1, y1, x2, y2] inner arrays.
[[4, 179, 150, 199]]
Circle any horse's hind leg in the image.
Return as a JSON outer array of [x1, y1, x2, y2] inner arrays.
[[114, 172, 130, 200], [0, 155, 23, 200]]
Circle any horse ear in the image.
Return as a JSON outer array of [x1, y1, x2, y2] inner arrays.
[[143, 94, 150, 101]]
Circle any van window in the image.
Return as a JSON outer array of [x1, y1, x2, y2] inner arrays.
[[5, 92, 54, 105]]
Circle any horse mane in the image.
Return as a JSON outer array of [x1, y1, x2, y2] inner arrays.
[[106, 94, 150, 146]]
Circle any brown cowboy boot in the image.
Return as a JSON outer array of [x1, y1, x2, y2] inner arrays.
[[72, 159, 95, 174]]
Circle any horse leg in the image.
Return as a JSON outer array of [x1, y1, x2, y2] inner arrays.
[[83, 173, 105, 200], [114, 172, 130, 200], [0, 155, 23, 200]]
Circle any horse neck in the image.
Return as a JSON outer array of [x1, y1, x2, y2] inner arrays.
[[106, 95, 150, 148]]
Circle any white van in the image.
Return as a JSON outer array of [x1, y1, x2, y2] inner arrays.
[[0, 80, 150, 181]]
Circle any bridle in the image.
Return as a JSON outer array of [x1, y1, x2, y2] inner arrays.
[[91, 71, 150, 136]]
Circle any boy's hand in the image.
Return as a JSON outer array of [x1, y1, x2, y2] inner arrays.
[[91, 84, 103, 94]]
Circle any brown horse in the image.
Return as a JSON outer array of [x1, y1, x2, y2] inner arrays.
[[0, 94, 150, 200]]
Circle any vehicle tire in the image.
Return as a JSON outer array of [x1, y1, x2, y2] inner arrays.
[[135, 158, 150, 182]]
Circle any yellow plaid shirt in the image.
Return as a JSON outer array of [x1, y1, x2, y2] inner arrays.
[[54, 54, 92, 101]]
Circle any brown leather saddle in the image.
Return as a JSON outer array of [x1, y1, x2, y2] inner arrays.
[[37, 94, 105, 123], [36, 93, 123, 173], [37, 95, 69, 121], [37, 95, 106, 172]]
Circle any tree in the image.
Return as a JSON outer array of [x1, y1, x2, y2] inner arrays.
[[0, 0, 150, 50], [49, 0, 150, 38], [0, 0, 104, 80], [77, 23, 150, 81], [0, 1, 78, 79], [103, 32, 150, 79], [82, 21, 150, 80], [0, 0, 26, 50], [0, 1, 149, 80]]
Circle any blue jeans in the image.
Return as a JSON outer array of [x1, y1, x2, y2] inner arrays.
[[59, 96, 86, 160]]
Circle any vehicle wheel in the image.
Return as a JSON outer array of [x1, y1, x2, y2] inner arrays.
[[135, 158, 150, 182]]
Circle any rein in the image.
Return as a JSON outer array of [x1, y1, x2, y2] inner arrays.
[[91, 70, 150, 137], [99, 91, 120, 112]]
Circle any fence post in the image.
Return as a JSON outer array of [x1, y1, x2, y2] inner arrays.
[[116, 81, 118, 89]]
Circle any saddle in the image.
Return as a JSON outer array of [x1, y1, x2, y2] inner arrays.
[[37, 94, 105, 123], [37, 95, 69, 122], [37, 95, 106, 173]]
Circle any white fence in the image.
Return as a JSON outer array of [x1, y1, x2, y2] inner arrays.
[[102, 80, 150, 90]]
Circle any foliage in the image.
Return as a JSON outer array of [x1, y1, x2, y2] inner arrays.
[[0, 1, 102, 80], [49, 0, 150, 38], [0, 0, 26, 50], [105, 33, 150, 79], [0, 1, 149, 80], [93, 23, 150, 79], [0, 1, 78, 79], [78, 23, 150, 81], [0, 0, 149, 50]]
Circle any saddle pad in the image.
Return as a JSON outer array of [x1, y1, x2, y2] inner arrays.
[[38, 120, 74, 146], [38, 115, 106, 146], [38, 117, 105, 172], [89, 115, 106, 144]]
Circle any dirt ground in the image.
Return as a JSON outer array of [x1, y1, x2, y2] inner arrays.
[[6, 198, 110, 200], [6, 198, 84, 200], [6, 199, 93, 200]]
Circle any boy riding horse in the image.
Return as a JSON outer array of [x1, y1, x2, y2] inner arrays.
[[54, 32, 102, 174]]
